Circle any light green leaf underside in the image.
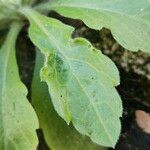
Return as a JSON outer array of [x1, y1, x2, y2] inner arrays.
[[0, 22, 39, 150], [24, 10, 122, 147], [32, 50, 107, 150], [43, 0, 150, 53]]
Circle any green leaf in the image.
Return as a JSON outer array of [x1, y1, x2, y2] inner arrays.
[[32, 49, 107, 150], [0, 22, 39, 150], [23, 10, 122, 147], [0, 0, 21, 6], [39, 0, 150, 53]]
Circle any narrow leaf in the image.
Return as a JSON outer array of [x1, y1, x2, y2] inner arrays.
[[32, 49, 106, 150], [23, 10, 122, 147], [40, 0, 150, 53], [0, 22, 39, 150]]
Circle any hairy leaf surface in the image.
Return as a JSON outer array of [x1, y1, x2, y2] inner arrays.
[[41, 0, 150, 53], [32, 50, 106, 150], [24, 10, 122, 147], [0, 23, 39, 150]]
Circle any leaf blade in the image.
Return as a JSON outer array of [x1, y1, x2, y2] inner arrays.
[[24, 10, 122, 147], [0, 22, 39, 150], [42, 0, 150, 53], [32, 49, 106, 150]]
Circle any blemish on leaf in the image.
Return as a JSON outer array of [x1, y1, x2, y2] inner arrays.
[[91, 77, 95, 80], [54, 53, 70, 84]]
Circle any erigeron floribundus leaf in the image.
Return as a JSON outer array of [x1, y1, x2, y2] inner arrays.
[[31, 49, 107, 150], [0, 22, 39, 150], [40, 0, 150, 53], [22, 9, 122, 147]]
